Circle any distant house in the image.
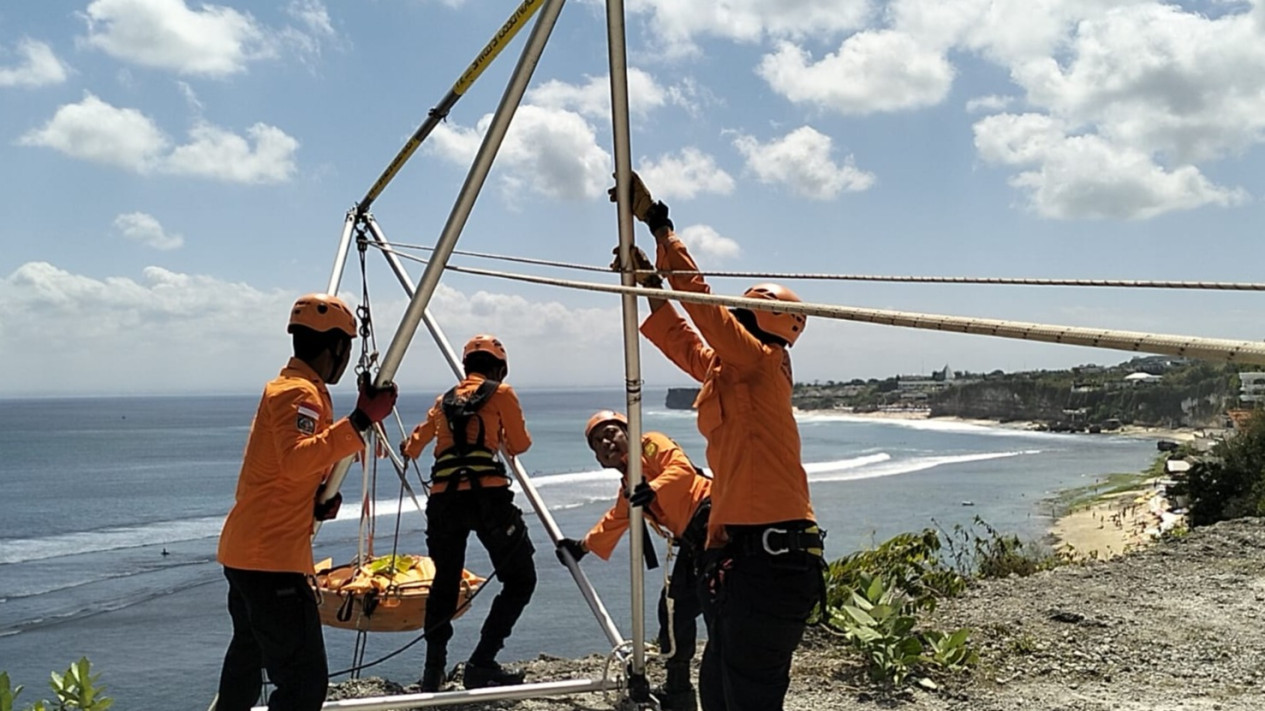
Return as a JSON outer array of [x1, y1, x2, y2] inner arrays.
[[1124, 372, 1162, 386], [1239, 372, 1265, 403]]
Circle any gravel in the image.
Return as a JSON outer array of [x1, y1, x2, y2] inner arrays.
[[331, 518, 1265, 710]]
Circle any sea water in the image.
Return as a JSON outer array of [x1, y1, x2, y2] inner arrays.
[[0, 390, 1157, 708]]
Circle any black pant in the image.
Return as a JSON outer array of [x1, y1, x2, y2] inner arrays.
[[697, 550, 820, 711], [424, 487, 537, 668], [658, 543, 703, 665], [217, 567, 328, 711]]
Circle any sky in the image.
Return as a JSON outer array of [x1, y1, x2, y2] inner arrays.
[[2, 0, 1264, 397]]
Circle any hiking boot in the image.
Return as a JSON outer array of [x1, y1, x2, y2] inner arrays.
[[651, 685, 697, 711], [462, 660, 526, 689], [420, 664, 446, 693]]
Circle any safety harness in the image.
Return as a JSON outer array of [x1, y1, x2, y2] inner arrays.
[[430, 379, 508, 485]]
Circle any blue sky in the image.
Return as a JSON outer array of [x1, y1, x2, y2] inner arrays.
[[2, 0, 1263, 397]]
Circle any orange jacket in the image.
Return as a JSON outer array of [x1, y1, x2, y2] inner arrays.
[[402, 373, 532, 494], [640, 236, 815, 548], [582, 431, 711, 560], [218, 358, 365, 574]]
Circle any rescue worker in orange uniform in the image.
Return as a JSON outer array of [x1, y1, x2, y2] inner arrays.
[[610, 174, 824, 711], [557, 411, 711, 711], [216, 293, 398, 711], [401, 335, 535, 692]]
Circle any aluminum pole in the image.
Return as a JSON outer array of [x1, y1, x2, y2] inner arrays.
[[357, 0, 546, 214], [250, 678, 618, 711], [375, 0, 567, 387], [326, 210, 357, 295], [604, 0, 649, 687], [363, 216, 623, 648], [318, 0, 567, 512]]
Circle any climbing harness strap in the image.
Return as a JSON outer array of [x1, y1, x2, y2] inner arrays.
[[430, 379, 507, 484]]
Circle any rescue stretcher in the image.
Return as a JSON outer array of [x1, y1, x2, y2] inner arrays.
[[313, 554, 484, 632]]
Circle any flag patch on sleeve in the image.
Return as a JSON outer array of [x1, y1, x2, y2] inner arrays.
[[297, 404, 319, 434]]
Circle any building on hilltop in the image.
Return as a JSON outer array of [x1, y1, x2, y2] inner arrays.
[[1239, 373, 1265, 404]]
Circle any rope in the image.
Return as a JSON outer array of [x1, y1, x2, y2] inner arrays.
[[371, 241, 1265, 291], [418, 262, 1265, 367]]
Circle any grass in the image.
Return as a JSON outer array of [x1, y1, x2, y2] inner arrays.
[[1045, 471, 1158, 515]]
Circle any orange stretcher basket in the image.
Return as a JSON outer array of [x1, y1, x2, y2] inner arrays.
[[313, 554, 484, 633]]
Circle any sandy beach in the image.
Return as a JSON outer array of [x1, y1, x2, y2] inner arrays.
[[824, 406, 1202, 443]]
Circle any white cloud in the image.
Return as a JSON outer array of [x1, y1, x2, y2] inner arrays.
[[732, 126, 875, 199], [0, 39, 69, 88], [757, 33, 954, 115], [114, 212, 184, 250], [965, 94, 1013, 114], [527, 68, 668, 120], [19, 93, 299, 184], [627, 0, 873, 57], [636, 148, 734, 200], [0, 262, 638, 395], [78, 0, 339, 77], [965, 3, 1265, 219], [973, 113, 1248, 220], [428, 105, 611, 202], [676, 224, 741, 261]]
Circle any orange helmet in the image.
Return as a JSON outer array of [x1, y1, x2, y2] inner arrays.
[[463, 334, 508, 363], [584, 410, 628, 441], [287, 293, 356, 337], [742, 283, 806, 346]]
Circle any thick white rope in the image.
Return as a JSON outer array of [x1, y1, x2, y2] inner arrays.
[[440, 262, 1265, 366]]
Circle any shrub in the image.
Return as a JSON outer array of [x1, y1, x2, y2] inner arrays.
[[1168, 408, 1265, 526], [0, 659, 112, 711]]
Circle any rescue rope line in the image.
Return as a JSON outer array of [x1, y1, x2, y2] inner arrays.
[[373, 241, 1265, 291], [416, 261, 1265, 366]]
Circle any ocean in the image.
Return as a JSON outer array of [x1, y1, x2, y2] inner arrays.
[[0, 389, 1158, 709]]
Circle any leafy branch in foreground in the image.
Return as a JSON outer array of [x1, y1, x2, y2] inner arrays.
[[0, 659, 112, 711]]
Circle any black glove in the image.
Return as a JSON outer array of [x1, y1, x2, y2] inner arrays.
[[628, 481, 656, 508], [644, 200, 673, 235], [314, 491, 343, 521], [556, 537, 587, 565]]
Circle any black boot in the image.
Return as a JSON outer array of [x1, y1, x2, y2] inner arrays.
[[652, 662, 696, 711], [420, 663, 446, 693], [462, 660, 526, 689]]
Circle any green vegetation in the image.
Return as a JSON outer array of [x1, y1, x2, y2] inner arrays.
[[1046, 470, 1158, 514], [819, 520, 1066, 686], [0, 659, 112, 711], [795, 357, 1244, 429], [1169, 408, 1265, 526]]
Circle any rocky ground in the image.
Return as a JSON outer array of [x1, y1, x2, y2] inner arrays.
[[331, 518, 1265, 710]]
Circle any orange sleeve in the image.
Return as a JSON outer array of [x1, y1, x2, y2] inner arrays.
[[402, 401, 440, 460], [640, 302, 712, 382], [583, 494, 631, 561], [496, 385, 532, 456], [656, 236, 767, 370], [268, 386, 363, 482]]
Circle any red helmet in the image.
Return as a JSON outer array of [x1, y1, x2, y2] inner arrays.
[[584, 410, 628, 441], [463, 334, 508, 363], [742, 283, 805, 346], [287, 293, 356, 337]]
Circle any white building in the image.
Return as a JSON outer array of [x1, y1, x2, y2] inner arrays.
[[1240, 372, 1265, 403]]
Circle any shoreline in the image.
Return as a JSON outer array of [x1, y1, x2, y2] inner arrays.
[[812, 405, 1203, 443], [809, 406, 1195, 558]]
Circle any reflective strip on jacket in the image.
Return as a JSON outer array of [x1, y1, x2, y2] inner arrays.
[[582, 431, 711, 560], [217, 358, 364, 574], [402, 373, 532, 494], [640, 236, 815, 549]]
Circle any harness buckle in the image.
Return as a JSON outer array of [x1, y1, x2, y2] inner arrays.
[[761, 527, 790, 556]]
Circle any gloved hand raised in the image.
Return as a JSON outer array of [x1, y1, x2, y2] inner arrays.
[[349, 374, 398, 430], [607, 171, 656, 223], [628, 481, 656, 508], [609, 245, 662, 288], [314, 491, 342, 521], [556, 537, 587, 565]]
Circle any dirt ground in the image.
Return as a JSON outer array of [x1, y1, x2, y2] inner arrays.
[[331, 517, 1265, 710]]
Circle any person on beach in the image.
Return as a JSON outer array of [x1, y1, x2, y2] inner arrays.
[[557, 410, 711, 711], [401, 335, 536, 692], [609, 173, 824, 711], [216, 293, 398, 711]]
